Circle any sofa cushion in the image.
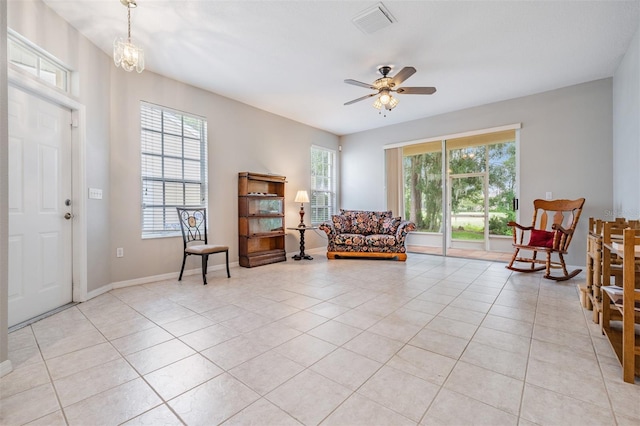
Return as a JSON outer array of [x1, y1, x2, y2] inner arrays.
[[365, 234, 397, 247], [340, 210, 393, 234], [334, 233, 365, 246], [340, 210, 392, 220], [379, 217, 402, 235], [351, 211, 379, 234], [332, 215, 351, 233]]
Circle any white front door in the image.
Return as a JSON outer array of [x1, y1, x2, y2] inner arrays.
[[8, 85, 73, 327]]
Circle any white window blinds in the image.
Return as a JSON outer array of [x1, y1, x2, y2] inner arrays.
[[141, 102, 207, 237], [310, 146, 337, 224]]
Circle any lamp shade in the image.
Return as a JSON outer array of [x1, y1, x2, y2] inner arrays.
[[295, 190, 310, 203]]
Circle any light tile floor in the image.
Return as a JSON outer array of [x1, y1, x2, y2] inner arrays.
[[407, 245, 514, 262], [1, 253, 639, 425]]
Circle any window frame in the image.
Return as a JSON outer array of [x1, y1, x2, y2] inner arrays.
[[310, 145, 337, 225], [140, 101, 208, 238], [7, 29, 70, 93]]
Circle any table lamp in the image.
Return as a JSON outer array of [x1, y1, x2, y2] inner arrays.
[[294, 190, 310, 227]]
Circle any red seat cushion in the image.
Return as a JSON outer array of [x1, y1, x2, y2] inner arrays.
[[528, 229, 556, 248]]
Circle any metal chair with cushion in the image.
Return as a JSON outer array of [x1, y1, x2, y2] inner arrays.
[[177, 207, 230, 285]]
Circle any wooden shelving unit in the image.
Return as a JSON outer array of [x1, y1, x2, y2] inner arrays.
[[238, 172, 286, 267], [582, 218, 638, 324], [601, 228, 640, 383]]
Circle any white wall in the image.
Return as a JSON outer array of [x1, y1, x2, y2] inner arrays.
[[340, 79, 614, 267], [613, 22, 640, 219], [109, 70, 338, 283]]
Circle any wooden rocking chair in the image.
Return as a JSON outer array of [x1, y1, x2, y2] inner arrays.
[[506, 198, 585, 281]]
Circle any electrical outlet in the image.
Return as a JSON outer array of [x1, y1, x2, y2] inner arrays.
[[116, 247, 124, 258], [545, 192, 552, 200]]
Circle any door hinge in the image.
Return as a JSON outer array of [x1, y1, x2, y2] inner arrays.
[[70, 119, 79, 128]]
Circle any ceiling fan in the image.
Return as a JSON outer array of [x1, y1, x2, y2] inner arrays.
[[344, 66, 436, 113]]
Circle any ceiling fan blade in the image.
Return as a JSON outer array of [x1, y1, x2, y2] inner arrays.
[[344, 79, 375, 90], [344, 93, 377, 105], [396, 87, 437, 95], [390, 67, 416, 87]]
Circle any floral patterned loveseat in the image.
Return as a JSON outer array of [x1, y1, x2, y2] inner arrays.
[[319, 209, 416, 261]]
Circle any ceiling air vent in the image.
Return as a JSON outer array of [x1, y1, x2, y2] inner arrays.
[[352, 2, 396, 34]]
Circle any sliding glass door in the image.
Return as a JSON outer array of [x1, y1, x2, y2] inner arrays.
[[397, 129, 517, 258]]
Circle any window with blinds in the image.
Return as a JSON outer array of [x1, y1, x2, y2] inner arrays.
[[141, 102, 207, 237], [310, 146, 337, 224]]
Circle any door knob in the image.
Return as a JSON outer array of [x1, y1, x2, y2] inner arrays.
[[64, 212, 74, 220]]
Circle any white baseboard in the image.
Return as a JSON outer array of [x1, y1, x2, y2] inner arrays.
[[85, 284, 115, 300], [89, 250, 327, 301], [111, 271, 181, 290], [0, 359, 14, 378], [86, 262, 239, 299]]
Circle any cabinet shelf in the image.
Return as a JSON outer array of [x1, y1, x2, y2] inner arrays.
[[247, 232, 285, 238], [238, 172, 286, 267]]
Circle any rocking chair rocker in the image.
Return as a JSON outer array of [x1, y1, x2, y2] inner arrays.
[[506, 198, 585, 281]]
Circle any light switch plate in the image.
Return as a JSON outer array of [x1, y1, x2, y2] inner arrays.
[[89, 188, 103, 199], [545, 192, 552, 200]]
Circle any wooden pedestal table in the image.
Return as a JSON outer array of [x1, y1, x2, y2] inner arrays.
[[287, 226, 317, 260]]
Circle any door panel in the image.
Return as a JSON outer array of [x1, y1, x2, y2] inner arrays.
[[8, 86, 73, 327], [449, 175, 487, 248], [40, 144, 60, 211]]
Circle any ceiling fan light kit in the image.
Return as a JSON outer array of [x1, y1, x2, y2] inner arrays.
[[344, 65, 436, 116], [114, 0, 145, 73], [378, 89, 391, 105]]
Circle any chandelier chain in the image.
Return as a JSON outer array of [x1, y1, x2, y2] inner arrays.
[[127, 5, 131, 41]]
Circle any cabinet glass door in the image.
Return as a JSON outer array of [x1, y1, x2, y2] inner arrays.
[[248, 198, 283, 215], [248, 217, 284, 235]]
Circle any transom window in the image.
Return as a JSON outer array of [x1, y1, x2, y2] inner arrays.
[[8, 29, 70, 92], [141, 102, 208, 238], [310, 146, 337, 224]]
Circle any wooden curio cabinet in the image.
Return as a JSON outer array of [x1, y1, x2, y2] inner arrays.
[[238, 172, 286, 267]]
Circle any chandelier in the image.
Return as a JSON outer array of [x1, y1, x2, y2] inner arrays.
[[113, 0, 145, 73]]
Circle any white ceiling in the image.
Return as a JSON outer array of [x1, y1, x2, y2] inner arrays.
[[41, 0, 640, 135]]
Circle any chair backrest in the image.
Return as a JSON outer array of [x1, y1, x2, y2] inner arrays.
[[176, 207, 208, 247], [531, 198, 585, 251]]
